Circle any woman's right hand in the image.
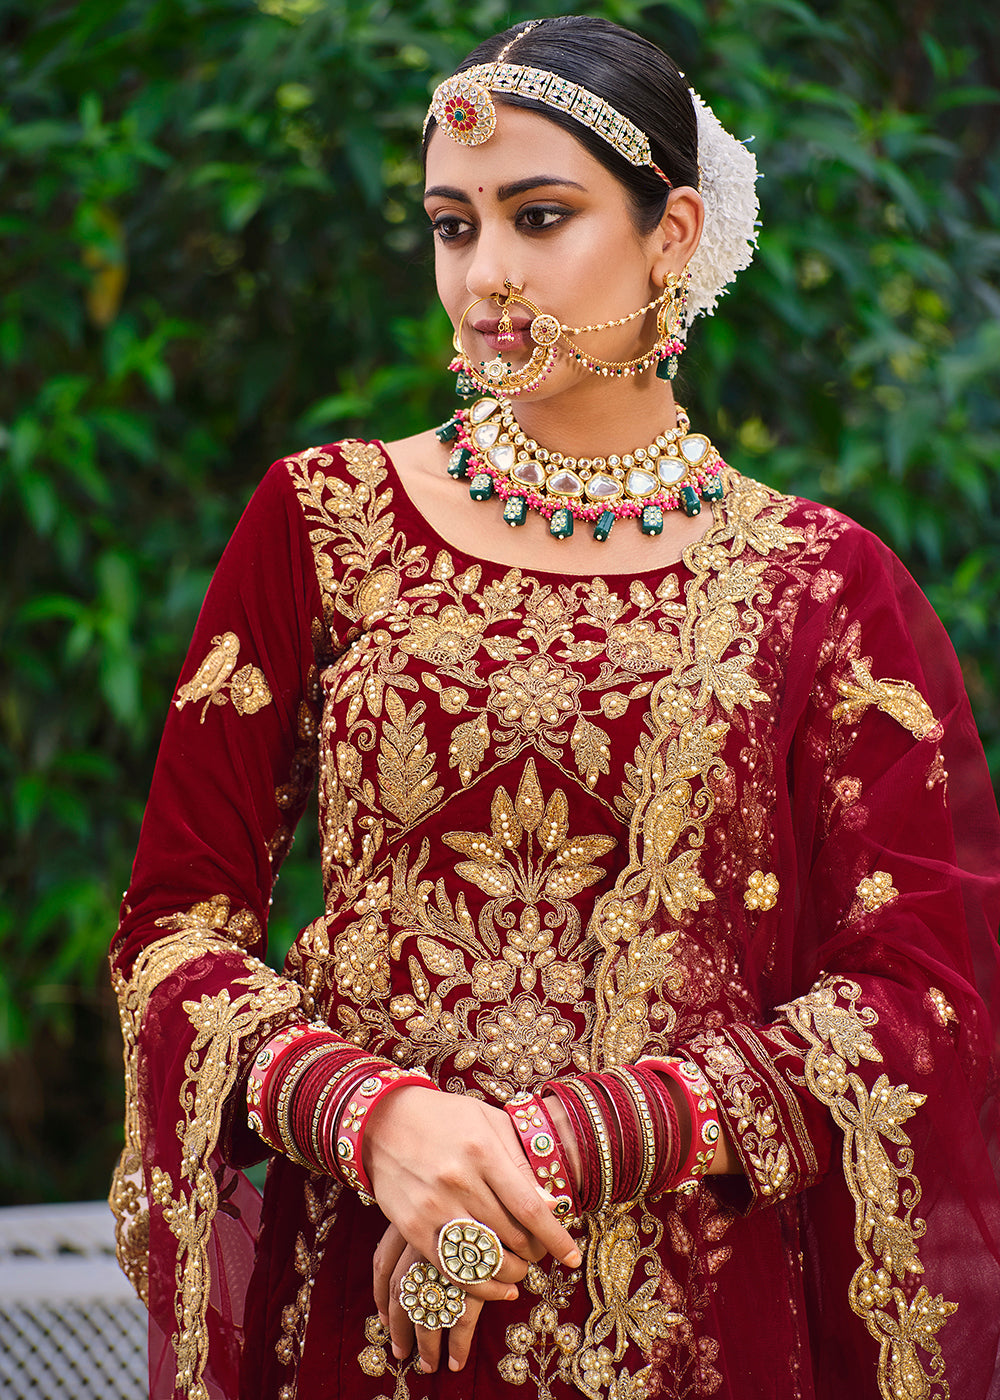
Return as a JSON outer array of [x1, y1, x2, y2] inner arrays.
[[363, 1084, 582, 1300]]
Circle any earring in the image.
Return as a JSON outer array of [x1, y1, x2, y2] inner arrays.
[[654, 267, 690, 381]]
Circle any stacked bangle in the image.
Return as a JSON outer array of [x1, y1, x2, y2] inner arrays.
[[504, 1092, 581, 1222], [245, 1023, 437, 1201], [542, 1053, 719, 1212]]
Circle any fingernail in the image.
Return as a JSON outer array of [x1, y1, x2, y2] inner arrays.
[[449, 1358, 463, 1372], [535, 1184, 556, 1202], [378, 1313, 388, 1329], [392, 1346, 406, 1360], [420, 1359, 434, 1374], [504, 1287, 518, 1302], [565, 1248, 582, 1267]]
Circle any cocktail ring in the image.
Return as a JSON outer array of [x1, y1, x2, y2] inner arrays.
[[398, 1261, 466, 1330], [436, 1218, 504, 1284]]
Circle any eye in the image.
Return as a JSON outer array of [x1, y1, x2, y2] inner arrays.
[[518, 205, 570, 231], [430, 214, 473, 243]]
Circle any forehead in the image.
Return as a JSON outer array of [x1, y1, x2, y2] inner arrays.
[[424, 102, 608, 192]]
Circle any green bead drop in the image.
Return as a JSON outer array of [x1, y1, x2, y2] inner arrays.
[[549, 507, 574, 539], [593, 510, 615, 542], [503, 496, 528, 527], [701, 476, 725, 502], [640, 505, 664, 536], [435, 417, 459, 443], [679, 485, 701, 517], [469, 473, 494, 502], [447, 447, 471, 479]]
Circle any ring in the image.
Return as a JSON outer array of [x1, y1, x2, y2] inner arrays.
[[436, 1218, 504, 1284], [399, 1261, 466, 1330]]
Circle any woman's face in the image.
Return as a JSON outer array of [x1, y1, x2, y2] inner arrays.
[[424, 103, 672, 401]]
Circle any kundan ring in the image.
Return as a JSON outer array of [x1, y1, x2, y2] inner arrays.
[[398, 1261, 467, 1330], [436, 1218, 504, 1284]]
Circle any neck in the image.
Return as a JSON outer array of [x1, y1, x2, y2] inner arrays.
[[505, 372, 680, 456]]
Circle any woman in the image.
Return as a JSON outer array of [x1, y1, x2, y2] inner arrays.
[[109, 16, 1000, 1400]]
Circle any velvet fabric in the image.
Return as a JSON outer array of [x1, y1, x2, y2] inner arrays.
[[110, 439, 1000, 1400]]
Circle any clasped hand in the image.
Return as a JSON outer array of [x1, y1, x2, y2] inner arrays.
[[364, 1086, 582, 1374]]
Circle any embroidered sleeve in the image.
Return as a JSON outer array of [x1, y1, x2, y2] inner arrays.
[[684, 528, 1000, 1400], [108, 455, 336, 1398]]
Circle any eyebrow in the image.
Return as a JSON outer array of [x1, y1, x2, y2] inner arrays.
[[424, 176, 586, 203]]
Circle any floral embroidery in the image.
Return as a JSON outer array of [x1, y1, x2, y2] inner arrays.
[[857, 870, 898, 912], [498, 1261, 583, 1397], [832, 659, 939, 740], [743, 869, 779, 912], [110, 914, 303, 1399], [783, 976, 955, 1400], [174, 631, 272, 722]]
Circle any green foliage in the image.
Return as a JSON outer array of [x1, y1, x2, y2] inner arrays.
[[1, 0, 997, 1200]]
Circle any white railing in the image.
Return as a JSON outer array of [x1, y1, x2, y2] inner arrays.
[[0, 1201, 146, 1399]]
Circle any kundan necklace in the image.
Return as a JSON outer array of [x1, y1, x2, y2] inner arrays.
[[436, 396, 727, 541]]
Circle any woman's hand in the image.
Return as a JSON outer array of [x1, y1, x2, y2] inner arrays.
[[373, 1223, 491, 1374], [364, 1086, 582, 1371]]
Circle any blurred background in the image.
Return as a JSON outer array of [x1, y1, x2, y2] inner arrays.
[[1, 0, 998, 1206]]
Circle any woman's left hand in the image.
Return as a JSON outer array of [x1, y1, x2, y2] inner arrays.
[[373, 1223, 490, 1374]]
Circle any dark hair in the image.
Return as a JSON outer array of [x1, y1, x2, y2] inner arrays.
[[423, 16, 698, 235]]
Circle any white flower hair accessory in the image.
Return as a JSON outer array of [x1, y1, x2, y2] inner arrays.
[[684, 89, 761, 326]]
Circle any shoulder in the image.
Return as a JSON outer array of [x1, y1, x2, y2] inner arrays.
[[730, 470, 916, 591]]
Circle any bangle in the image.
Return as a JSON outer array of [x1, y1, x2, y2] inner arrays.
[[566, 1077, 615, 1212], [631, 1063, 681, 1196], [592, 1073, 644, 1202], [638, 1056, 720, 1193], [606, 1067, 658, 1204], [247, 1022, 317, 1148], [335, 1066, 437, 1204], [505, 1092, 580, 1221], [276, 1042, 345, 1171], [546, 1080, 599, 1212]]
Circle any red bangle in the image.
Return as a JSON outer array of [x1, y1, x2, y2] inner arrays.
[[505, 1092, 581, 1222], [334, 1066, 437, 1204], [638, 1056, 720, 1193], [623, 1063, 681, 1196], [247, 1023, 329, 1151], [546, 1080, 599, 1212]]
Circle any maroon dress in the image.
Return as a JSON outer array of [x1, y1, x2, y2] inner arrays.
[[110, 438, 1000, 1400]]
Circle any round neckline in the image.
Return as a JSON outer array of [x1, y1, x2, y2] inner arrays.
[[373, 439, 730, 584]]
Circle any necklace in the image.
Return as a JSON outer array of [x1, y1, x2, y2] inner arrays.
[[436, 396, 727, 541]]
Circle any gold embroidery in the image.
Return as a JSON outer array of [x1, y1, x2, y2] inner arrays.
[[154, 892, 262, 949], [925, 988, 957, 1028], [174, 631, 272, 722], [785, 976, 955, 1399], [575, 1206, 678, 1399], [355, 1313, 424, 1398], [498, 1261, 583, 1397], [857, 870, 898, 912], [378, 761, 613, 1091], [110, 906, 303, 1399], [377, 690, 444, 826], [833, 659, 938, 740], [744, 869, 779, 911], [275, 1177, 342, 1388]]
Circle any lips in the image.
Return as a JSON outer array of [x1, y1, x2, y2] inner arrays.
[[473, 318, 533, 352]]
